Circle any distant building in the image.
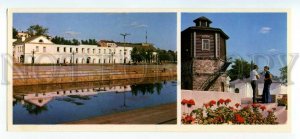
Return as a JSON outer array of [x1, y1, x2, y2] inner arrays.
[[230, 77, 287, 99], [13, 35, 133, 64], [16, 31, 30, 39], [181, 16, 231, 91]]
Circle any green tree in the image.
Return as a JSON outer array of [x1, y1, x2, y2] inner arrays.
[[27, 24, 49, 36], [72, 39, 80, 45], [13, 28, 18, 39], [280, 66, 287, 84], [227, 58, 252, 81], [157, 49, 171, 63]]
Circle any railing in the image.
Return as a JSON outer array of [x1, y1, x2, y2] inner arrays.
[[198, 61, 231, 91]]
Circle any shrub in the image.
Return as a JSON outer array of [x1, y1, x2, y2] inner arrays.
[[181, 98, 278, 125]]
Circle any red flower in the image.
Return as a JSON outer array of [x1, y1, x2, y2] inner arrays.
[[235, 103, 240, 108], [243, 105, 250, 110], [252, 103, 260, 108], [181, 99, 189, 105], [187, 99, 195, 107], [225, 98, 232, 104], [209, 100, 216, 107], [184, 115, 195, 123], [260, 105, 266, 111], [218, 99, 225, 105], [229, 106, 234, 110], [234, 114, 245, 124], [204, 103, 209, 109], [267, 110, 273, 113]]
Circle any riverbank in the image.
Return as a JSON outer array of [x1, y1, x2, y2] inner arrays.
[[13, 64, 177, 86], [64, 103, 177, 124]]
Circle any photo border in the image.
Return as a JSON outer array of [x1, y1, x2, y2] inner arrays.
[[7, 8, 291, 132]]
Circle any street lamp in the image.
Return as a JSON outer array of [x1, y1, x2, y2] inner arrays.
[[31, 49, 35, 65], [120, 33, 130, 64]]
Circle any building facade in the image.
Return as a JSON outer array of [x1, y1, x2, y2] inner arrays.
[[13, 35, 133, 64], [181, 16, 231, 91]]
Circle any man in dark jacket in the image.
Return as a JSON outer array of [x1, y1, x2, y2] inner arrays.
[[262, 66, 272, 103]]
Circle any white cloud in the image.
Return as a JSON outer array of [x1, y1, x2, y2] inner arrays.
[[268, 48, 278, 53], [128, 21, 148, 28], [260, 27, 272, 34], [64, 31, 80, 38]]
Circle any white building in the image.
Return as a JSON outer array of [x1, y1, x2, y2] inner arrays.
[[229, 77, 287, 98], [13, 35, 133, 64]]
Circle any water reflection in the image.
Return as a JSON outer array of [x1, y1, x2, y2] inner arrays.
[[13, 77, 177, 124], [14, 85, 133, 110], [131, 83, 163, 96]]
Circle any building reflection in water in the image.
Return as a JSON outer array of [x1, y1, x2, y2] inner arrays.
[[13, 82, 167, 115]]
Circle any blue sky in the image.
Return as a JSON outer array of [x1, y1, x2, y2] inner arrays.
[[182, 13, 287, 76], [13, 13, 177, 51]]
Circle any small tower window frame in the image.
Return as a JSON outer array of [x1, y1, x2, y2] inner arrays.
[[202, 39, 210, 51]]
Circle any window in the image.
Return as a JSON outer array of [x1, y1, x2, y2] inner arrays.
[[39, 39, 43, 43], [93, 49, 95, 54], [109, 49, 111, 54], [87, 48, 90, 54], [57, 47, 60, 52], [99, 49, 101, 54], [43, 47, 46, 52], [82, 48, 84, 53], [202, 39, 210, 50], [104, 49, 106, 54], [64, 47, 66, 52], [76, 48, 78, 53], [70, 48, 72, 53], [36, 46, 39, 52], [120, 50, 122, 54]]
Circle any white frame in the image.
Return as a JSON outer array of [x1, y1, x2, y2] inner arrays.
[[202, 39, 210, 51]]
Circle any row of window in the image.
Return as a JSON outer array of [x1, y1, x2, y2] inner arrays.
[[34, 46, 47, 53], [57, 47, 129, 55], [29, 46, 131, 55], [56, 58, 125, 64]]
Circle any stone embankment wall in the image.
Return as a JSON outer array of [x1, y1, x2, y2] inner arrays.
[[13, 64, 177, 86]]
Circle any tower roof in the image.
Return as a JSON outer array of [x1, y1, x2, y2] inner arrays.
[[193, 16, 212, 24]]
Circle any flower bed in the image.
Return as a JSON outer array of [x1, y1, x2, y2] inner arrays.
[[181, 98, 278, 124]]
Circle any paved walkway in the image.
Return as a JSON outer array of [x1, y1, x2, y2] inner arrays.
[[65, 103, 177, 124]]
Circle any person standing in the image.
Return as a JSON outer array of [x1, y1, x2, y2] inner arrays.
[[250, 65, 260, 103], [262, 66, 272, 103]]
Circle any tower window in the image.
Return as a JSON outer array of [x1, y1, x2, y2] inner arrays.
[[202, 39, 210, 50]]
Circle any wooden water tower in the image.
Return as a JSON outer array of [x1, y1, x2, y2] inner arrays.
[[181, 16, 231, 91]]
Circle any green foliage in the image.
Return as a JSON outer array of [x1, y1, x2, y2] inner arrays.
[[157, 49, 176, 63], [27, 24, 49, 36], [13, 28, 18, 39], [81, 39, 98, 45], [51, 36, 80, 45], [280, 66, 287, 84], [277, 96, 288, 109], [227, 58, 252, 81]]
